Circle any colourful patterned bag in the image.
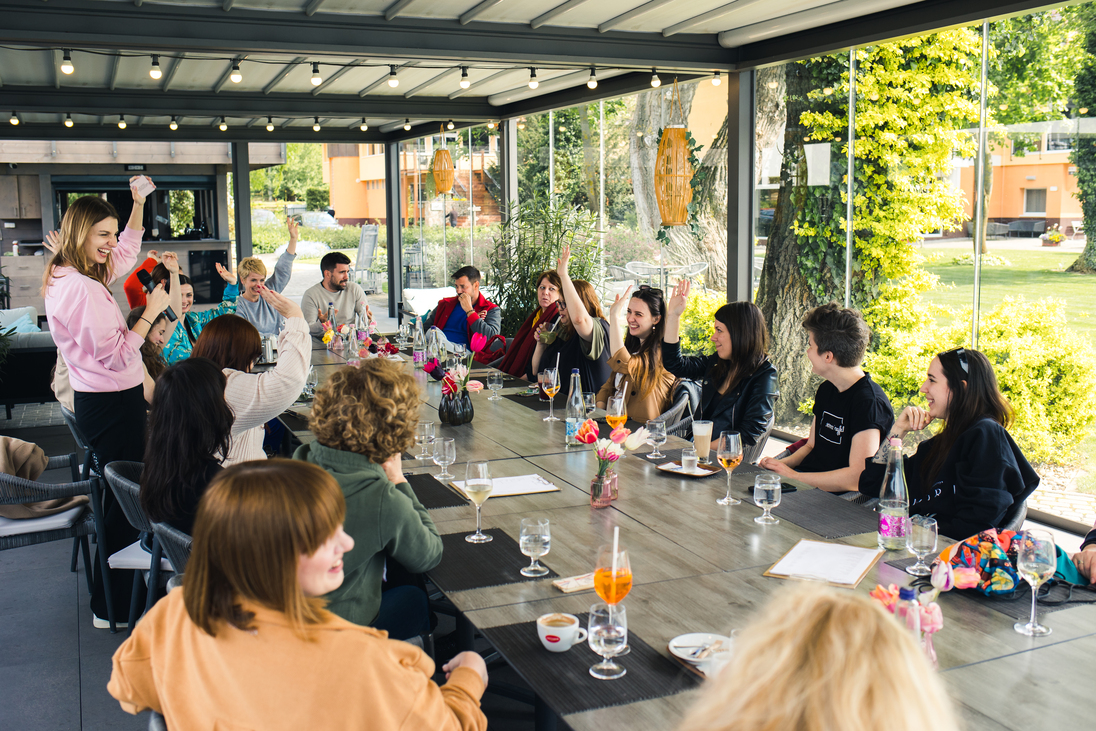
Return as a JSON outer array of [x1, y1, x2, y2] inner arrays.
[[939, 529, 1021, 596]]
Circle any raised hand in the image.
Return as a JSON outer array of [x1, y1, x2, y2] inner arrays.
[[556, 245, 571, 277], [608, 286, 632, 323], [458, 291, 473, 313], [214, 261, 237, 285], [667, 280, 690, 319], [145, 283, 171, 317], [160, 251, 180, 274], [286, 216, 299, 240], [129, 175, 153, 205], [44, 230, 61, 255], [258, 285, 303, 320]]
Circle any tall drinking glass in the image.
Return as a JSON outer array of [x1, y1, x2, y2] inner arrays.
[[716, 431, 743, 506], [303, 366, 318, 399], [487, 372, 504, 400], [905, 516, 938, 576], [645, 420, 667, 459], [519, 518, 551, 577], [1013, 529, 1057, 636], [692, 420, 714, 464], [588, 603, 627, 680], [606, 395, 628, 430], [582, 392, 597, 417], [398, 323, 411, 346], [432, 437, 456, 481], [464, 461, 494, 544], [415, 421, 435, 460], [542, 368, 560, 422], [753, 473, 781, 523]]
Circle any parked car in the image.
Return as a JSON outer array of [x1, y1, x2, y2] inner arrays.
[[251, 209, 278, 226], [301, 211, 343, 230]]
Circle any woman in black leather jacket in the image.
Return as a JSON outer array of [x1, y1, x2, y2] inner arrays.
[[661, 281, 779, 455]]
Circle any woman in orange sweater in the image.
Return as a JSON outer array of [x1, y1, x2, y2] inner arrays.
[[108, 459, 489, 731]]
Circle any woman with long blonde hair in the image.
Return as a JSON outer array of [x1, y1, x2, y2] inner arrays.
[[678, 583, 960, 731]]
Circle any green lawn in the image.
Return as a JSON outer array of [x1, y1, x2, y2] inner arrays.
[[922, 246, 1096, 347]]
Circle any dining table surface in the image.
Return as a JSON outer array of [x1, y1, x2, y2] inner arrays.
[[280, 341, 1096, 731]]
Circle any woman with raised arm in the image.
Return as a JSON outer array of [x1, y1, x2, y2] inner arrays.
[[595, 284, 678, 422], [527, 246, 611, 393], [161, 259, 239, 364], [858, 347, 1039, 539], [109, 460, 489, 731], [661, 281, 778, 452], [496, 270, 562, 379]]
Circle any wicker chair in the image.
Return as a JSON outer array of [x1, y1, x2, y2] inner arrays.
[[0, 452, 95, 594], [152, 521, 192, 575]]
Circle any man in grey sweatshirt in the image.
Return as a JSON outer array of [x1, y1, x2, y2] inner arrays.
[[301, 251, 372, 343], [235, 217, 298, 336]]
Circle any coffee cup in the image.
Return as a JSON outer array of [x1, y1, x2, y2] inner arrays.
[[536, 612, 587, 652]]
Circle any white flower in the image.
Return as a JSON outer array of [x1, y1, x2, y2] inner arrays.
[[338, 324, 350, 335], [624, 427, 650, 451]]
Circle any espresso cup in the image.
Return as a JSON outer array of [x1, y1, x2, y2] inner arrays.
[[536, 612, 587, 652]]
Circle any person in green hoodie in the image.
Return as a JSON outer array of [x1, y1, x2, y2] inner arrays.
[[295, 360, 442, 640]]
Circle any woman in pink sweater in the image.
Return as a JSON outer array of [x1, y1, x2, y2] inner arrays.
[[44, 177, 171, 626]]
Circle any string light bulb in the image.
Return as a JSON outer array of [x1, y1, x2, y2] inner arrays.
[[118, 115, 127, 130], [359, 118, 368, 132], [64, 113, 73, 128], [219, 116, 227, 131], [388, 65, 400, 88], [8, 112, 17, 126], [266, 116, 274, 132], [447, 119, 455, 130], [403, 118, 411, 131], [313, 117, 321, 132], [587, 69, 597, 90], [487, 121, 496, 130], [310, 62, 322, 86], [459, 66, 470, 89], [517, 117, 526, 130], [149, 55, 162, 80], [230, 61, 242, 84], [60, 50, 74, 75], [650, 70, 660, 88], [169, 116, 178, 130], [712, 71, 721, 86], [528, 68, 538, 90]]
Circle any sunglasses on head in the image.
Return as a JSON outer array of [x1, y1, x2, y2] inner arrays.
[[636, 284, 664, 295], [945, 347, 969, 374]]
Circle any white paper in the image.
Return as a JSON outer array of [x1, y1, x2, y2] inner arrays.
[[767, 539, 882, 587], [451, 473, 560, 498]]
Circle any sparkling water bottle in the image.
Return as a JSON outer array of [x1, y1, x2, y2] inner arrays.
[[878, 437, 909, 551], [565, 369, 584, 445], [894, 586, 921, 637], [412, 319, 426, 368]]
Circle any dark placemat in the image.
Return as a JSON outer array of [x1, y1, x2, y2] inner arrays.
[[480, 613, 701, 716], [402, 450, 433, 462], [770, 489, 879, 539], [594, 417, 645, 436], [503, 392, 557, 412], [429, 529, 559, 593], [404, 473, 469, 510], [884, 557, 1096, 620]]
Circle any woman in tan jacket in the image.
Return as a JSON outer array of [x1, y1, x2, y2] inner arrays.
[[108, 459, 488, 731], [596, 285, 678, 423]]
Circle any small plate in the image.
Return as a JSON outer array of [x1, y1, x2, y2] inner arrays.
[[656, 461, 722, 478], [668, 633, 733, 663]]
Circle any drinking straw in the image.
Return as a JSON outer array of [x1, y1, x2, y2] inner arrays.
[[611, 526, 620, 578], [555, 352, 560, 373]]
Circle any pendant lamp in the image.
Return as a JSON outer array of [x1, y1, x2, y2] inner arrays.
[[653, 80, 692, 227]]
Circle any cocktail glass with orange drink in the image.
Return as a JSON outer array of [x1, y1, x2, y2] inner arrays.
[[595, 544, 632, 655], [606, 395, 628, 431], [542, 368, 560, 422]]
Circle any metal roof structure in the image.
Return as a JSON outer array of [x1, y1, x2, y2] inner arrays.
[[0, 0, 1057, 142]]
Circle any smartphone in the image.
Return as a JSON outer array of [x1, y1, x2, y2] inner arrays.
[[291, 213, 303, 225], [132, 176, 156, 198]]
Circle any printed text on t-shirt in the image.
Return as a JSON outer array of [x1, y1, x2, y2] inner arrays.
[[817, 411, 846, 445]]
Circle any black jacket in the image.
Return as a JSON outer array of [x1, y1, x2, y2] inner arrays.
[[661, 341, 779, 446], [858, 417, 1039, 540]]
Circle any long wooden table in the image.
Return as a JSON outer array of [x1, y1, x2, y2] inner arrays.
[[281, 350, 1096, 731]]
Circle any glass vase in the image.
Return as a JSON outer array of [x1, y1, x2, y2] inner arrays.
[[590, 472, 614, 509], [922, 633, 938, 669]]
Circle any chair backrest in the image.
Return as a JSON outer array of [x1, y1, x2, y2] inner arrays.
[[999, 499, 1027, 533], [741, 414, 774, 466], [60, 406, 95, 479], [104, 461, 153, 534], [153, 521, 192, 574]]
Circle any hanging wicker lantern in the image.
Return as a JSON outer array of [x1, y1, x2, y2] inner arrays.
[[654, 81, 692, 227], [431, 145, 455, 195]]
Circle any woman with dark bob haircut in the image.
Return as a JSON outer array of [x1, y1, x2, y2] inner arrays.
[[109, 460, 489, 730], [141, 358, 233, 534], [190, 285, 309, 465], [661, 281, 778, 458], [859, 348, 1039, 539], [295, 359, 443, 640]]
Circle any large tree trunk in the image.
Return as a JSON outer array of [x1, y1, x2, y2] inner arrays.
[[578, 105, 599, 216], [755, 66, 787, 184], [629, 84, 698, 235]]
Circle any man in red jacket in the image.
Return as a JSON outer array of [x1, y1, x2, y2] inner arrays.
[[423, 266, 501, 349]]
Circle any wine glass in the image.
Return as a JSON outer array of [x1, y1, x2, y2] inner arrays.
[[753, 473, 781, 524], [542, 368, 560, 422], [464, 461, 493, 544], [588, 603, 628, 680], [519, 517, 551, 577], [582, 392, 597, 417], [487, 372, 504, 400], [905, 515, 938, 576], [432, 437, 456, 481], [595, 543, 632, 656], [606, 395, 627, 431], [398, 323, 411, 347], [303, 366, 318, 399], [716, 431, 743, 506], [415, 421, 435, 460], [645, 419, 667, 459], [1013, 528, 1057, 637]]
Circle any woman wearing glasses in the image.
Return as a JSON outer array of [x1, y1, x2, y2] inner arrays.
[[858, 348, 1039, 539], [595, 284, 678, 422], [496, 270, 563, 379]]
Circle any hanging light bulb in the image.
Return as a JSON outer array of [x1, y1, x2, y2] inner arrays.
[[447, 119, 455, 130], [169, 115, 178, 130], [650, 70, 660, 88], [9, 112, 18, 126], [359, 118, 368, 132], [64, 113, 73, 128], [118, 115, 127, 129], [60, 49, 74, 75], [528, 68, 538, 90], [587, 68, 597, 90], [313, 117, 321, 132], [712, 71, 721, 86], [459, 66, 470, 90], [517, 117, 526, 130], [149, 55, 162, 80], [230, 61, 242, 84], [310, 62, 322, 86], [266, 116, 274, 132], [388, 65, 400, 88], [219, 116, 227, 131], [487, 121, 496, 130], [403, 118, 411, 131]]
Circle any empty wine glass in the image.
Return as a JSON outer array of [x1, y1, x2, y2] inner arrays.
[[542, 368, 560, 422], [588, 603, 627, 680], [753, 473, 781, 524], [487, 372, 504, 400], [303, 366, 318, 399], [415, 421, 435, 460], [582, 392, 597, 417], [905, 515, 938, 576], [398, 323, 411, 346], [432, 437, 455, 481], [716, 431, 743, 506], [645, 419, 667, 459], [1014, 528, 1057, 637], [464, 461, 493, 544], [519, 517, 551, 577]]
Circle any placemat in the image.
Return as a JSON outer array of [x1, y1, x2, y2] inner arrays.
[[404, 473, 468, 510], [770, 489, 879, 539], [594, 417, 645, 436], [480, 614, 701, 716], [503, 393, 556, 412], [429, 529, 559, 593], [884, 557, 1096, 620]]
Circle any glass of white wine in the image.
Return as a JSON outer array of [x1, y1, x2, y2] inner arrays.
[[464, 460, 494, 544], [1013, 528, 1057, 637], [519, 517, 551, 577], [432, 437, 456, 480], [716, 431, 743, 506], [753, 473, 781, 524]]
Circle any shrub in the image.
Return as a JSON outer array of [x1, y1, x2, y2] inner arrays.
[[305, 186, 330, 211], [678, 287, 725, 356], [251, 223, 362, 254], [602, 225, 659, 269]]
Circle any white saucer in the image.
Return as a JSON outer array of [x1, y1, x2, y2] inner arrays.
[[668, 632, 733, 664]]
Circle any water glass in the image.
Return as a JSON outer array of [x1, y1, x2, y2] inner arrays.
[[645, 419, 667, 459], [464, 461, 493, 544], [415, 421, 435, 460], [681, 447, 698, 474], [1014, 528, 1057, 637], [588, 603, 628, 680], [487, 372, 504, 400], [398, 323, 411, 346], [716, 431, 742, 506], [582, 392, 597, 416], [519, 517, 551, 577], [303, 366, 318, 399], [753, 473, 781, 524], [432, 437, 456, 481], [905, 515, 938, 576]]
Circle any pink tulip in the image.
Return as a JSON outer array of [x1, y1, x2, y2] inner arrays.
[[470, 332, 488, 353], [953, 566, 981, 590], [605, 451, 620, 462], [466, 380, 484, 392], [869, 583, 900, 612], [610, 427, 630, 444], [919, 602, 943, 634], [931, 561, 954, 593]]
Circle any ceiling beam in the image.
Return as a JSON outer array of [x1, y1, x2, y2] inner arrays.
[[108, 53, 120, 91], [403, 67, 455, 98], [311, 59, 362, 95], [448, 68, 514, 99], [663, 3, 740, 37], [304, 0, 328, 16], [384, 0, 416, 21], [0, 122, 395, 143], [213, 54, 246, 93], [494, 70, 705, 120], [598, 0, 676, 33], [531, 0, 593, 30], [460, 0, 504, 26], [263, 56, 304, 94], [223, 0, 235, 11], [52, 48, 60, 89], [161, 52, 185, 91]]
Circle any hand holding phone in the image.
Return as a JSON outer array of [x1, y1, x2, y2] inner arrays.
[[131, 175, 156, 200]]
